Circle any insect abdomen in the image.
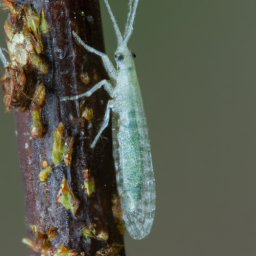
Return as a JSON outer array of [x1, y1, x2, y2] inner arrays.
[[118, 110, 144, 206]]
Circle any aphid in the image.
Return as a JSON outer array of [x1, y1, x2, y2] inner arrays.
[[0, 49, 28, 111], [82, 169, 95, 196], [82, 224, 109, 242], [51, 123, 65, 164], [53, 244, 79, 256], [95, 244, 124, 256], [22, 229, 51, 255], [63, 137, 75, 166], [40, 8, 49, 34], [56, 177, 80, 216], [48, 225, 57, 239], [30, 82, 46, 111], [31, 109, 44, 138], [61, 0, 156, 239], [1, 67, 25, 111], [38, 166, 52, 182], [81, 107, 93, 122], [112, 194, 125, 235], [80, 71, 90, 85]]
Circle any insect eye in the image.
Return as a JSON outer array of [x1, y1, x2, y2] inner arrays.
[[115, 54, 124, 61], [132, 52, 136, 58]]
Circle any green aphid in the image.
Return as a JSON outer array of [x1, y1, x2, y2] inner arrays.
[[24, 6, 41, 39], [52, 123, 65, 164], [40, 8, 49, 34], [38, 166, 52, 182], [31, 109, 44, 138], [82, 225, 109, 242], [56, 177, 80, 215]]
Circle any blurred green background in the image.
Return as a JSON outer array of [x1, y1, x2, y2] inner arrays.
[[1, 0, 256, 255]]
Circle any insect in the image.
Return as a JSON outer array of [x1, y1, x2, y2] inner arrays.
[[61, 0, 156, 239]]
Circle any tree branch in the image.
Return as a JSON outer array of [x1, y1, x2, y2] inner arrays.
[[1, 0, 125, 255]]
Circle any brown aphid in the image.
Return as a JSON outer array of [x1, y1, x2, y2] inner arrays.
[[82, 107, 93, 122], [26, 32, 43, 54], [23, 4, 41, 40], [80, 71, 90, 85], [31, 109, 44, 138], [41, 160, 48, 168], [97, 231, 109, 242], [30, 82, 46, 110], [3, 0, 21, 13], [93, 69, 99, 81], [4, 3, 24, 40], [23, 5, 45, 55], [4, 22, 15, 40], [53, 244, 79, 256], [64, 137, 75, 166], [22, 230, 51, 256], [95, 244, 124, 256], [29, 52, 48, 74], [112, 194, 125, 235], [1, 66, 27, 111], [48, 225, 57, 239], [82, 169, 89, 179], [30, 225, 38, 233]]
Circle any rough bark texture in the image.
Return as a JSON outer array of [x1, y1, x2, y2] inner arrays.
[[2, 0, 125, 255]]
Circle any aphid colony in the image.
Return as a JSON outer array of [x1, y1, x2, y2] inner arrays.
[[0, 0, 48, 138], [1, 3, 125, 255]]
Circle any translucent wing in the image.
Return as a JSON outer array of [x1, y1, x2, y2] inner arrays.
[[112, 78, 156, 240]]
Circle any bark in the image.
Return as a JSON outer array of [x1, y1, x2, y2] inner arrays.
[[2, 0, 125, 255]]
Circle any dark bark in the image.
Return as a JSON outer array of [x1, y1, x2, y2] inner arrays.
[[2, 0, 125, 255]]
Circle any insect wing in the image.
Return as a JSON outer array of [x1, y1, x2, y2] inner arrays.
[[112, 80, 156, 240]]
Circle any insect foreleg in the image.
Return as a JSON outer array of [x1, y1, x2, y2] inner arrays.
[[60, 79, 114, 102], [91, 100, 112, 148], [73, 31, 117, 80]]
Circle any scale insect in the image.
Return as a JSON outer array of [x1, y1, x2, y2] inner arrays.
[[61, 0, 156, 239]]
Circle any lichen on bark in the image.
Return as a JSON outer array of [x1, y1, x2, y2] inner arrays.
[[0, 0, 125, 255]]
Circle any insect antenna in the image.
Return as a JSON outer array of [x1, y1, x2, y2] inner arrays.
[[123, 0, 139, 45], [0, 48, 9, 67], [124, 0, 135, 37], [104, 0, 123, 45]]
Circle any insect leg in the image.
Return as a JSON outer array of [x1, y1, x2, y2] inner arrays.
[[0, 48, 9, 67], [60, 79, 114, 101], [73, 32, 117, 80], [91, 100, 112, 148]]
